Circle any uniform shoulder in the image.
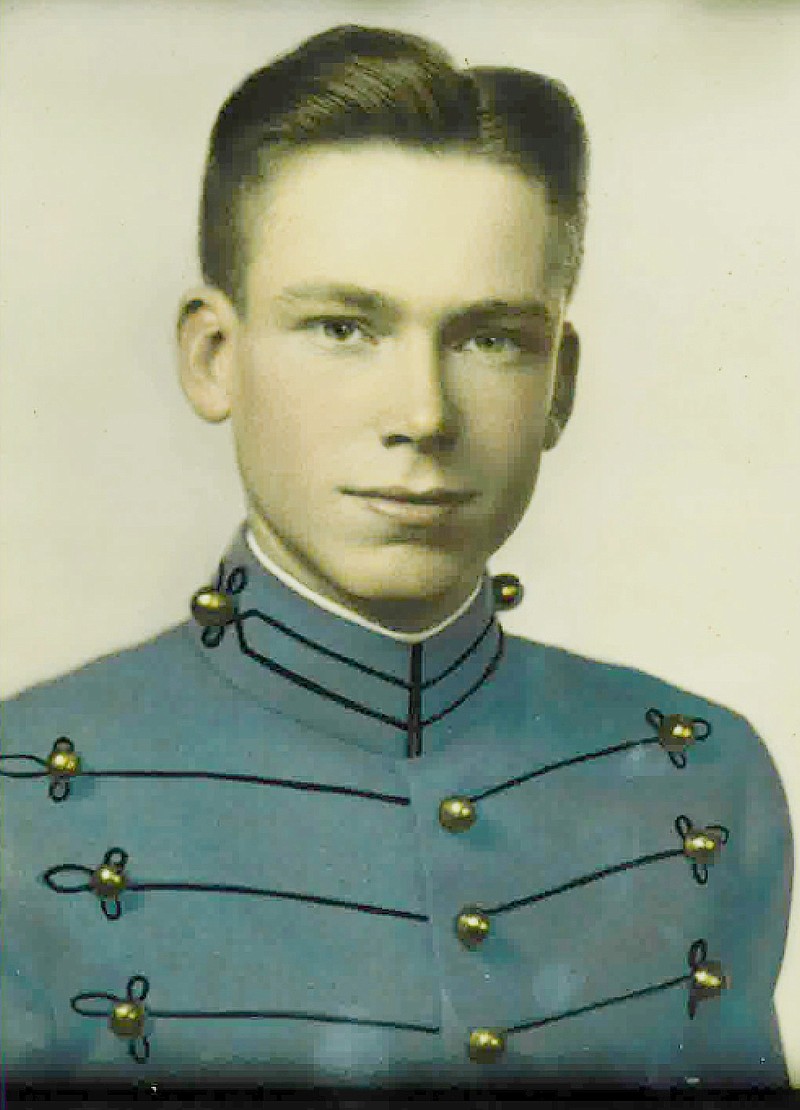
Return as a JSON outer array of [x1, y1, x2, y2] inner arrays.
[[505, 631, 774, 760], [0, 622, 210, 747]]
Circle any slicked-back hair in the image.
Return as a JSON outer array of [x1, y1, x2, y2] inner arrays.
[[200, 25, 589, 312]]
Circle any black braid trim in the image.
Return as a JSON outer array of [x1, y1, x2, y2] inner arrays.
[[485, 848, 685, 917], [421, 625, 504, 727], [420, 617, 496, 691], [472, 735, 661, 803], [43, 866, 428, 921], [505, 973, 693, 1036]]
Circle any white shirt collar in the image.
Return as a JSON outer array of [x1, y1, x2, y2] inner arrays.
[[245, 527, 483, 644]]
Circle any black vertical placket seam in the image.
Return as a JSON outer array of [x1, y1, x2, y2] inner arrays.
[[407, 644, 423, 759]]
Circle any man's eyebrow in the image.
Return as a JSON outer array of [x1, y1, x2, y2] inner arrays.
[[276, 285, 555, 328], [276, 284, 397, 315], [449, 299, 555, 326]]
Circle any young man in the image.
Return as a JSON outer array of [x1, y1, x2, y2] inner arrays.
[[0, 25, 793, 1092]]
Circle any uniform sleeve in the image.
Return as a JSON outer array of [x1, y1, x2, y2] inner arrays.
[[709, 716, 794, 1087], [0, 940, 59, 1078], [0, 806, 60, 1080]]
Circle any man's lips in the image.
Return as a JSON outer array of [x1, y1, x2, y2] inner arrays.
[[340, 487, 477, 505], [340, 486, 477, 525]]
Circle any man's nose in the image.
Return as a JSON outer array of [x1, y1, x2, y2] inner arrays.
[[379, 330, 457, 451]]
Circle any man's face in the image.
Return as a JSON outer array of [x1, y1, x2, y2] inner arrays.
[[220, 144, 573, 627]]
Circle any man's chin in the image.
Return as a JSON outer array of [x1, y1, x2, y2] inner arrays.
[[250, 522, 485, 625], [325, 547, 483, 618]]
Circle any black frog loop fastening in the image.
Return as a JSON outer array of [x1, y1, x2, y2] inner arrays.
[[47, 737, 82, 801], [687, 939, 730, 1018], [645, 709, 711, 768], [70, 975, 442, 1062], [675, 815, 729, 885], [190, 563, 248, 648], [0, 737, 84, 802], [72, 974, 151, 1062], [90, 847, 129, 919], [495, 938, 725, 1048], [44, 846, 130, 921]]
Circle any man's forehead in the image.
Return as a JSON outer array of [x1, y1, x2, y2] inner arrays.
[[243, 142, 558, 311]]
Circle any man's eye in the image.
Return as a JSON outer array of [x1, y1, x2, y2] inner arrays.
[[305, 318, 372, 344], [459, 333, 523, 356], [454, 327, 552, 361]]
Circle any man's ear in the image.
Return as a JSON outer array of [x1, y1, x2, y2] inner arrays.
[[543, 321, 580, 450], [176, 286, 240, 423]]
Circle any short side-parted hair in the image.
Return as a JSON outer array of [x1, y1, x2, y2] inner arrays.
[[200, 24, 589, 312]]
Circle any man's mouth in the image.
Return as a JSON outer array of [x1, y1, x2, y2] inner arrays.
[[343, 486, 477, 505], [340, 486, 477, 524]]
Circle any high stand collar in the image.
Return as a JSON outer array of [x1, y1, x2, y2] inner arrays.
[[188, 525, 513, 761]]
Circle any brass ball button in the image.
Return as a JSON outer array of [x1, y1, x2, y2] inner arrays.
[[109, 1001, 146, 1040], [689, 958, 730, 1017], [456, 906, 491, 949], [491, 574, 523, 611], [438, 796, 477, 833], [658, 714, 696, 752], [46, 738, 81, 778], [190, 588, 236, 628], [692, 960, 730, 997], [90, 864, 128, 899], [683, 829, 723, 863], [468, 1027, 506, 1062]]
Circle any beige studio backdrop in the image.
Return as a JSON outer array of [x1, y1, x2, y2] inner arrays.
[[1, 0, 799, 1082]]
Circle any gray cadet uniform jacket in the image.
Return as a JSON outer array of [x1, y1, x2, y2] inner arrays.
[[0, 526, 793, 1090]]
